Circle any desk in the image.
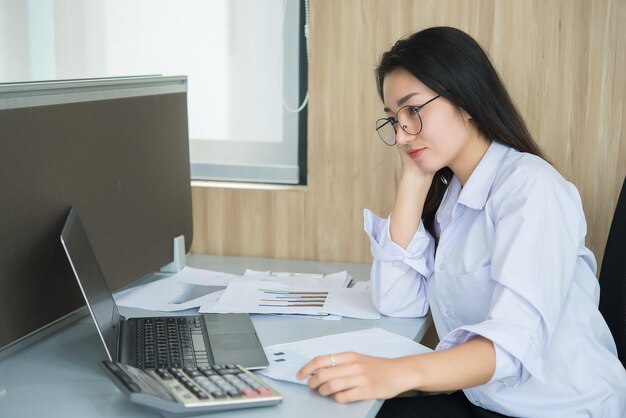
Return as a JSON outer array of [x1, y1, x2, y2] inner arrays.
[[0, 255, 429, 418]]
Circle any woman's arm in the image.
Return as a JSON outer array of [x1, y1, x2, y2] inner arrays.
[[296, 336, 495, 403], [389, 146, 433, 248], [403, 336, 495, 392], [364, 146, 435, 317], [366, 207, 433, 317], [389, 169, 432, 248]]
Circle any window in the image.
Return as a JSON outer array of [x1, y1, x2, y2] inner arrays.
[[0, 0, 308, 184]]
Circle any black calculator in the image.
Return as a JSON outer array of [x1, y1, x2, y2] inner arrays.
[[101, 361, 282, 416]]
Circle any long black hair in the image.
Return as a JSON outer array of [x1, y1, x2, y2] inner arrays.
[[375, 26, 545, 241]]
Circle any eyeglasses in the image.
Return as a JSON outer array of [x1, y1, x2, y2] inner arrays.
[[375, 95, 440, 146]]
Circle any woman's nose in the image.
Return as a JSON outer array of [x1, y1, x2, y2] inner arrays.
[[395, 125, 415, 145]]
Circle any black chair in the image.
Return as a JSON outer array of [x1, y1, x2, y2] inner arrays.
[[598, 176, 626, 368]]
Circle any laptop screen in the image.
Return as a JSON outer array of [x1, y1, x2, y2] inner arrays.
[[60, 207, 120, 361]]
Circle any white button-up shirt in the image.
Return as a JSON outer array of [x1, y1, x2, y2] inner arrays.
[[364, 141, 626, 417]]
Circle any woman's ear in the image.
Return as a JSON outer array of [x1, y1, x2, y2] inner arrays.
[[460, 108, 472, 121]]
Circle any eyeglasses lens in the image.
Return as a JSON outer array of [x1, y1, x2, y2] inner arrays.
[[376, 106, 423, 146], [376, 119, 396, 145], [398, 106, 422, 135]]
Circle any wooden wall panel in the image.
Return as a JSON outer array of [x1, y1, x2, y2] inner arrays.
[[191, 0, 626, 268]]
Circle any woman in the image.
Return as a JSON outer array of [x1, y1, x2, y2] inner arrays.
[[296, 26, 626, 417]]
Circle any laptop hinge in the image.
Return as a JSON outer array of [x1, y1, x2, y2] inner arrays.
[[116, 319, 134, 364]]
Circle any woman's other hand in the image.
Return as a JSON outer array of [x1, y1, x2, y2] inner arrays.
[[296, 352, 415, 403]]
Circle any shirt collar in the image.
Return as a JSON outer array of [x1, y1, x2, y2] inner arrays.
[[456, 141, 510, 210], [437, 176, 461, 227]]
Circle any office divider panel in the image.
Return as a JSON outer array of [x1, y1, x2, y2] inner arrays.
[[0, 76, 193, 353]]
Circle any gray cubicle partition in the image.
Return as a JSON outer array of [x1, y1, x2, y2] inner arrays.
[[0, 76, 193, 356]]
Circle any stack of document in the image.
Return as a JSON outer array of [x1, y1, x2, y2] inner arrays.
[[113, 267, 235, 312], [114, 266, 380, 320]]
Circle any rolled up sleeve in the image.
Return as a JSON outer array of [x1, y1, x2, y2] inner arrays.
[[363, 208, 435, 317]]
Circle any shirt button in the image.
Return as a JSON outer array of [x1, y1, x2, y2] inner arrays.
[[439, 263, 444, 271]]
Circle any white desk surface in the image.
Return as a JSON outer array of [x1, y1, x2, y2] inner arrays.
[[0, 255, 429, 418]]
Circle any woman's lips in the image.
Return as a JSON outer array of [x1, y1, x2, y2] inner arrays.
[[408, 147, 426, 158]]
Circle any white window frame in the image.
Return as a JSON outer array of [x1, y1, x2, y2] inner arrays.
[[190, 0, 308, 185]]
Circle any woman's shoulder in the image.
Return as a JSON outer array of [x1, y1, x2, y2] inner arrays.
[[499, 147, 560, 182], [489, 146, 582, 209]]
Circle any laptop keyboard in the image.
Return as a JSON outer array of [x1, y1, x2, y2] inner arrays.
[[134, 317, 209, 369]]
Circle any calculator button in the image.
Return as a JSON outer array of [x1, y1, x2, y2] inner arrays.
[[198, 367, 216, 376], [195, 392, 209, 400], [242, 389, 260, 397], [184, 367, 202, 377], [209, 375, 227, 384], [210, 390, 226, 399], [217, 368, 239, 375], [257, 387, 273, 395], [155, 369, 173, 380]]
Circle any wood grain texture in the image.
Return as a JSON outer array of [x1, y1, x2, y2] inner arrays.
[[191, 0, 625, 267]]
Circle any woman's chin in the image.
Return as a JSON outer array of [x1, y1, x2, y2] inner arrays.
[[415, 162, 442, 175]]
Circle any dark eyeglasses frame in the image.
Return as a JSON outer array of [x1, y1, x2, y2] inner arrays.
[[375, 95, 441, 146]]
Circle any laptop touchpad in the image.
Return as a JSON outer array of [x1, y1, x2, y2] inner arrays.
[[210, 333, 268, 369], [210, 333, 260, 350]]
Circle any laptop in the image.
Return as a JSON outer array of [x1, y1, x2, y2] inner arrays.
[[60, 207, 269, 370]]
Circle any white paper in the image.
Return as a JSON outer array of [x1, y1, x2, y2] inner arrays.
[[244, 269, 351, 288], [351, 280, 370, 291], [323, 287, 379, 319], [113, 267, 234, 311], [257, 328, 433, 384], [206, 279, 380, 319]]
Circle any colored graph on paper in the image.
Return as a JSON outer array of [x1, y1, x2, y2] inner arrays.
[[207, 278, 380, 319], [258, 289, 328, 307]]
